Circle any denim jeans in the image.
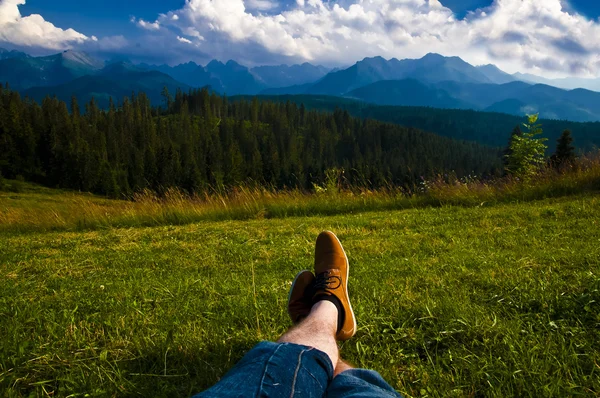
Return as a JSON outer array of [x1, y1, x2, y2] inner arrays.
[[193, 341, 402, 397]]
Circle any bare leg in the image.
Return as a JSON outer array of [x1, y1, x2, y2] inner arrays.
[[278, 300, 339, 366], [334, 359, 355, 377]]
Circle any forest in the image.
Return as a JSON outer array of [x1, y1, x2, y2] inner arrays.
[[0, 86, 503, 196], [250, 95, 600, 151]]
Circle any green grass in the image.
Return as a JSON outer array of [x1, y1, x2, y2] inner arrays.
[[1, 191, 599, 397], [1, 155, 599, 234]]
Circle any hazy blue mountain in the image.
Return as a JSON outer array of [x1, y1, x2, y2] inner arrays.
[[514, 72, 600, 92], [0, 47, 29, 60], [204, 60, 266, 95], [260, 83, 315, 95], [0, 50, 103, 90], [432, 80, 531, 107], [5, 48, 600, 121], [138, 61, 223, 90], [250, 63, 330, 88], [457, 82, 600, 122], [346, 79, 472, 109], [338, 75, 600, 121], [402, 53, 494, 84], [484, 98, 597, 122], [476, 64, 516, 84], [307, 56, 395, 95], [23, 64, 189, 108], [138, 60, 327, 93], [306, 53, 496, 96]]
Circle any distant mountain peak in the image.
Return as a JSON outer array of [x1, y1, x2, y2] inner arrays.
[[60, 50, 103, 69], [423, 52, 445, 59], [0, 47, 29, 60], [206, 59, 225, 68], [359, 56, 387, 65]]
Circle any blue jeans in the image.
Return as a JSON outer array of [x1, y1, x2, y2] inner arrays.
[[194, 341, 402, 397]]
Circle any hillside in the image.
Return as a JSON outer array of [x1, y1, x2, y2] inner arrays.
[[346, 79, 471, 109], [248, 95, 600, 151], [23, 63, 189, 108], [0, 50, 103, 90], [323, 77, 600, 122], [0, 86, 502, 197], [1, 186, 598, 396]]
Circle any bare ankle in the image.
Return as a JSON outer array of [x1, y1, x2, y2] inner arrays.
[[334, 359, 354, 377]]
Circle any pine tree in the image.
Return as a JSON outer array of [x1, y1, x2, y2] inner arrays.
[[161, 86, 173, 113], [551, 129, 576, 168], [502, 125, 522, 173]]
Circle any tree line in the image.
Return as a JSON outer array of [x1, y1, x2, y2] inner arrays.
[[253, 95, 599, 152], [0, 85, 502, 197]]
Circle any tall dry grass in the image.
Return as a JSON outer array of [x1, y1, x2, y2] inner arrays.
[[427, 153, 600, 206], [1, 154, 599, 233]]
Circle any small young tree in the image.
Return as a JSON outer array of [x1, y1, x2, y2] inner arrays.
[[504, 114, 548, 179], [551, 129, 576, 168]]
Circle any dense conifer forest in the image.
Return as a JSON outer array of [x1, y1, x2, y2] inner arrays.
[[0, 86, 502, 196], [250, 95, 600, 151]]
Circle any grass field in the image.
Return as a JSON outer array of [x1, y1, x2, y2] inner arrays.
[[1, 185, 599, 397]]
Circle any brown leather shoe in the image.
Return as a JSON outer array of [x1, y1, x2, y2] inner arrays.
[[312, 231, 357, 341], [287, 270, 315, 324]]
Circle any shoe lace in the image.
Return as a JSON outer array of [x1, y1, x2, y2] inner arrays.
[[309, 272, 342, 296]]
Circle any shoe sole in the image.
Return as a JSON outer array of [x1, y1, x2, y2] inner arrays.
[[287, 270, 311, 322], [326, 231, 357, 338]]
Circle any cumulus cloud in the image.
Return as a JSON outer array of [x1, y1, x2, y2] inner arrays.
[[0, 0, 89, 50], [2, 0, 600, 77], [137, 0, 600, 77], [136, 18, 161, 31]]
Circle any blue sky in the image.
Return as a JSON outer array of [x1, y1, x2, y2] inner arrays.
[[18, 0, 600, 32], [19, 0, 186, 37], [2, 0, 600, 77]]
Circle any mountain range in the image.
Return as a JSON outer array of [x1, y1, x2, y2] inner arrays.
[[2, 47, 600, 122], [262, 55, 600, 122], [23, 62, 188, 109]]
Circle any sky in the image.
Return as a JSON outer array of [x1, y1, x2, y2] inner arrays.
[[1, 0, 600, 78]]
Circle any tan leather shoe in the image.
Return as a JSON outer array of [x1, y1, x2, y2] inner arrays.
[[287, 270, 315, 324], [312, 231, 357, 341]]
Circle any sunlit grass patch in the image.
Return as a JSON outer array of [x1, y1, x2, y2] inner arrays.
[[2, 195, 599, 396]]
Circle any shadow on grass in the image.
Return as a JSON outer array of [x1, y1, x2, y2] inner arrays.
[[1, 339, 256, 398], [118, 339, 256, 397]]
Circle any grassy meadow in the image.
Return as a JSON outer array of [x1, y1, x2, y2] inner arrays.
[[1, 177, 600, 397]]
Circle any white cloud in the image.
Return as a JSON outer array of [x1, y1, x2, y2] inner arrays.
[[0, 0, 89, 50], [136, 18, 161, 31], [140, 0, 600, 77], [177, 36, 193, 44], [2, 0, 599, 78]]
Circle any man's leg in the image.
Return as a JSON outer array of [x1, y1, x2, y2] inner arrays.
[[278, 300, 339, 367], [193, 311, 335, 397], [325, 365, 403, 398], [193, 277, 339, 397], [194, 231, 386, 397], [334, 359, 354, 377]]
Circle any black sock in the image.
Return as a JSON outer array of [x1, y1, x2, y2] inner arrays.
[[315, 295, 344, 333]]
